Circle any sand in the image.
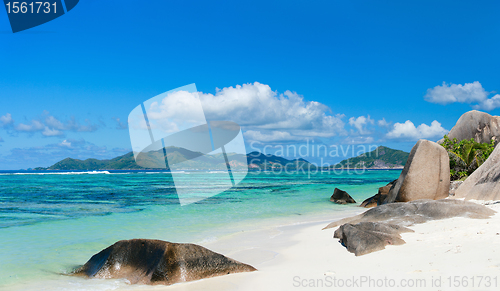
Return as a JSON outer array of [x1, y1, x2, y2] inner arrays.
[[128, 200, 500, 291]]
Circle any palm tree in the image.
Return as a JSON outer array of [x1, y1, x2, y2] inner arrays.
[[448, 139, 489, 176]]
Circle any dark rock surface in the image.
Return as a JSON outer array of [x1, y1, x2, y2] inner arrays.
[[72, 239, 256, 285], [324, 199, 496, 256], [360, 180, 397, 208], [333, 222, 414, 256], [324, 199, 496, 230], [330, 188, 356, 204]]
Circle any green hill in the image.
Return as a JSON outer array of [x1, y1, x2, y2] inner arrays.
[[39, 147, 311, 170], [334, 146, 409, 169], [39, 145, 407, 170]]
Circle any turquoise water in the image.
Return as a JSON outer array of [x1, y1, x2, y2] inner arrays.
[[0, 170, 400, 290]]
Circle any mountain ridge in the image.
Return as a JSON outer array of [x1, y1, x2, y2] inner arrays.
[[35, 146, 409, 170], [333, 146, 409, 169]]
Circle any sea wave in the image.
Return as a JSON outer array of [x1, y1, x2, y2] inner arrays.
[[0, 171, 111, 175]]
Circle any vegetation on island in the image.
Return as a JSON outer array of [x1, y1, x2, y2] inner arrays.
[[37, 145, 410, 171], [441, 135, 495, 181], [36, 147, 311, 170], [334, 146, 409, 169]]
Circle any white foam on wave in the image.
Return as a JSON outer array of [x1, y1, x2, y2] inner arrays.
[[1, 171, 113, 175]]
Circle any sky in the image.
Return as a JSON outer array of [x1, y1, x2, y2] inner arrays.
[[1, 0, 500, 169]]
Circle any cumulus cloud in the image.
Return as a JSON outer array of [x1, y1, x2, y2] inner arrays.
[[146, 82, 347, 142], [201, 83, 345, 134], [424, 81, 500, 110], [474, 94, 500, 111], [349, 115, 374, 135], [386, 120, 448, 140], [425, 81, 487, 105], [146, 90, 206, 133]]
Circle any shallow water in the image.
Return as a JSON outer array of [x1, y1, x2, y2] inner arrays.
[[0, 170, 400, 290]]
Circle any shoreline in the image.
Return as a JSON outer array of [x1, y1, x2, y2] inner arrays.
[[141, 200, 500, 291], [4, 200, 499, 290]]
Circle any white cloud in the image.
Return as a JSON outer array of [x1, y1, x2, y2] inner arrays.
[[146, 90, 206, 133], [42, 127, 64, 137], [424, 81, 488, 105], [474, 94, 500, 111], [199, 82, 346, 141], [3, 112, 100, 137], [45, 115, 65, 130], [146, 82, 347, 142], [386, 120, 448, 140], [424, 81, 500, 110], [349, 115, 374, 135], [0, 113, 14, 127], [59, 140, 72, 148], [15, 120, 44, 132], [377, 118, 391, 127]]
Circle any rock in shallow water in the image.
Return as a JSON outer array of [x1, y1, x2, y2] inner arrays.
[[330, 188, 356, 204], [360, 180, 397, 208], [72, 239, 256, 285]]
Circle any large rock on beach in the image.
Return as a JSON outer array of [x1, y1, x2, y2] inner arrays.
[[333, 222, 414, 256], [330, 188, 356, 204], [439, 110, 500, 144], [324, 199, 496, 230], [385, 140, 450, 203], [72, 239, 256, 285], [360, 180, 397, 208], [454, 144, 500, 200], [325, 199, 496, 255]]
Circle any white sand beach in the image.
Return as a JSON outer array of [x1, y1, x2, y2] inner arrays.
[[131, 201, 500, 291]]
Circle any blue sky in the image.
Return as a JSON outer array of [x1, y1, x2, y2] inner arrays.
[[1, 0, 500, 169]]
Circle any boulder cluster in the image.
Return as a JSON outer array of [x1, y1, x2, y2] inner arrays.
[[328, 110, 500, 256]]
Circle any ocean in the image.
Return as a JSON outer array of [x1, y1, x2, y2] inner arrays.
[[0, 169, 400, 290]]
